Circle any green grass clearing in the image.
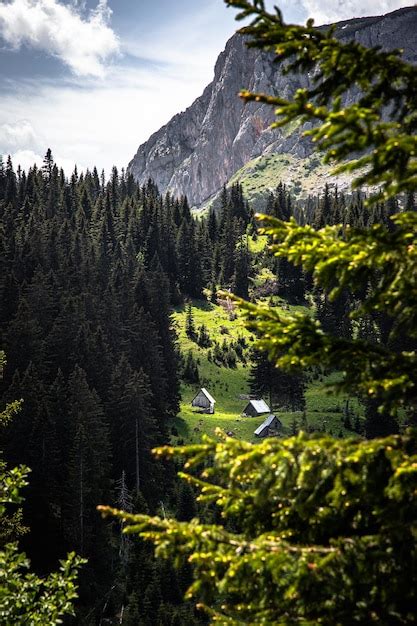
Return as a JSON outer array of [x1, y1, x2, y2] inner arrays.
[[170, 301, 364, 444]]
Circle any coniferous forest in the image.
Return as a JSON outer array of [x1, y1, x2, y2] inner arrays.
[[0, 154, 200, 623], [1, 0, 417, 622], [1, 147, 415, 622]]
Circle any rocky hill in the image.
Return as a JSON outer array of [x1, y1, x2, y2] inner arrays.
[[128, 7, 417, 208]]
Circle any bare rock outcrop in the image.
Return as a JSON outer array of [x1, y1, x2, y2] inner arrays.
[[127, 7, 417, 207]]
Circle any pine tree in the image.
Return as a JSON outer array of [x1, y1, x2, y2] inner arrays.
[[65, 366, 110, 555], [185, 302, 196, 339], [250, 349, 305, 412], [364, 398, 399, 439], [118, 369, 158, 495], [232, 241, 249, 299], [176, 481, 197, 522], [183, 351, 199, 384]]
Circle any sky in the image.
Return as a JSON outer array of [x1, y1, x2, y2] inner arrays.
[[0, 0, 414, 175]]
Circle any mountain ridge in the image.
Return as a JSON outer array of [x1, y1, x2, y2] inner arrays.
[[127, 6, 417, 208]]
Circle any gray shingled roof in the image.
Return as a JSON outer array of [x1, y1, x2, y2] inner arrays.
[[199, 388, 216, 405], [247, 399, 270, 414], [254, 414, 278, 436]]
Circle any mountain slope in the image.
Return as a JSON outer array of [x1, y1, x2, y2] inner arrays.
[[128, 7, 417, 208]]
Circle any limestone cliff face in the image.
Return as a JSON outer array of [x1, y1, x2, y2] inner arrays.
[[127, 7, 417, 207]]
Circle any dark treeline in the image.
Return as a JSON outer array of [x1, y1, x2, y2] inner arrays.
[[1, 149, 415, 622], [0, 152, 206, 624]]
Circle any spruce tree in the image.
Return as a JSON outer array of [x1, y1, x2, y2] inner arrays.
[[65, 366, 110, 555], [232, 241, 249, 299], [185, 302, 196, 339]]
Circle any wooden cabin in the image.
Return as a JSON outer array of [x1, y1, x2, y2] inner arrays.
[[254, 414, 281, 438], [191, 388, 216, 414], [242, 398, 270, 417]]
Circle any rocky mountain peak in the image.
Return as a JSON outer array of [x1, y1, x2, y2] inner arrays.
[[127, 6, 417, 208]]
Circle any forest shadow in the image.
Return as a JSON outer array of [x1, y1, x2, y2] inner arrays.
[[174, 299, 215, 314]]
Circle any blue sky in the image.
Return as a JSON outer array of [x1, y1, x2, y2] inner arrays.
[[0, 0, 413, 174]]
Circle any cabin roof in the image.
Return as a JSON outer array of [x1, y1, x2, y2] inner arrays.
[[254, 414, 279, 436], [246, 399, 270, 414], [193, 387, 216, 405]]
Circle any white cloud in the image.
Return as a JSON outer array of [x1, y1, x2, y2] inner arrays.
[[7, 148, 83, 175], [7, 148, 43, 170], [0, 120, 84, 174], [301, 0, 412, 25], [0, 59, 217, 176], [0, 0, 119, 77], [0, 120, 38, 152]]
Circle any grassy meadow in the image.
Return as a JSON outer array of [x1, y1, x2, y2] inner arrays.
[[170, 300, 364, 444], [226, 153, 354, 210]]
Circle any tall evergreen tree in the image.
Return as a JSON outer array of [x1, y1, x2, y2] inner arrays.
[[250, 349, 306, 412], [65, 366, 110, 556]]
